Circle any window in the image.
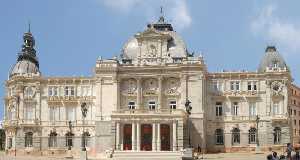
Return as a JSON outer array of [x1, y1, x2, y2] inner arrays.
[[294, 120, 297, 125], [25, 103, 34, 120], [230, 81, 240, 91], [49, 107, 60, 122], [25, 132, 33, 147], [247, 81, 257, 91], [299, 120, 300, 127], [232, 102, 239, 116], [66, 107, 75, 121], [128, 101, 135, 110], [81, 86, 91, 96], [148, 101, 156, 110], [169, 100, 177, 110], [7, 106, 16, 120], [232, 128, 240, 145], [48, 131, 57, 148], [273, 102, 279, 115], [274, 127, 281, 144], [212, 81, 222, 92], [8, 138, 12, 149], [65, 132, 74, 148], [81, 132, 91, 148], [25, 86, 34, 97], [248, 128, 256, 144], [216, 102, 222, 116], [215, 129, 224, 145], [48, 86, 58, 96], [294, 110, 296, 115], [249, 102, 256, 116], [64, 86, 75, 96]]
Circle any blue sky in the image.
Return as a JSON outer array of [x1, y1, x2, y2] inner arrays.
[[1, 0, 300, 120]]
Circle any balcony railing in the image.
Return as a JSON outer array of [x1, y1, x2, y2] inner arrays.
[[43, 120, 96, 126], [112, 108, 186, 115]]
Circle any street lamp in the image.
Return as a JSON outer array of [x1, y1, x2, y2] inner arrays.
[[81, 102, 88, 151], [68, 121, 73, 150], [185, 99, 192, 147], [255, 115, 260, 152]]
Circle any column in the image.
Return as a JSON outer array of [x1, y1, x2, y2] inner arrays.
[[132, 123, 136, 150], [158, 77, 163, 110], [152, 123, 156, 151], [116, 122, 120, 150], [157, 123, 161, 151], [137, 122, 141, 151], [136, 78, 142, 110], [172, 121, 177, 151]]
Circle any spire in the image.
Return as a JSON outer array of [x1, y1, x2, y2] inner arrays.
[[150, 6, 173, 31], [28, 20, 31, 33], [17, 25, 39, 68]]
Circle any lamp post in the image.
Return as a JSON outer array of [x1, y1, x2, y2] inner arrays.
[[255, 115, 260, 152], [81, 102, 88, 151], [185, 99, 192, 148], [68, 121, 72, 150]]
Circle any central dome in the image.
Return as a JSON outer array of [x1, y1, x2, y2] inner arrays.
[[121, 17, 188, 60]]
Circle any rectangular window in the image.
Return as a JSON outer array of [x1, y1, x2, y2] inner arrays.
[[148, 101, 156, 110], [273, 102, 279, 115], [128, 101, 135, 110], [81, 86, 90, 96], [213, 81, 222, 92], [294, 120, 297, 125], [230, 81, 240, 91], [64, 86, 75, 96], [232, 102, 238, 116], [49, 107, 59, 122], [216, 102, 222, 116], [247, 82, 252, 91], [249, 102, 256, 116], [247, 81, 257, 91], [169, 100, 177, 110], [294, 110, 296, 115], [48, 86, 58, 96], [25, 103, 34, 120], [66, 107, 75, 121]]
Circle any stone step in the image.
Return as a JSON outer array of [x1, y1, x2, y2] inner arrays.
[[112, 151, 183, 160]]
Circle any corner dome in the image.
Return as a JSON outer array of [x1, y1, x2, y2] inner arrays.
[[10, 60, 40, 76], [9, 29, 40, 78], [258, 46, 288, 72]]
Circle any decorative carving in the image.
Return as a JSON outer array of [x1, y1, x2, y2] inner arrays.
[[271, 81, 283, 96], [121, 79, 137, 95], [165, 78, 180, 95], [143, 78, 158, 95], [24, 86, 36, 98]]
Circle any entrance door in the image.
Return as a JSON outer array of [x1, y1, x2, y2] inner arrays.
[[123, 124, 132, 150], [141, 124, 152, 151], [161, 124, 170, 151]]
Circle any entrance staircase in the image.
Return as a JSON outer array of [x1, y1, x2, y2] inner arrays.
[[112, 151, 183, 160]]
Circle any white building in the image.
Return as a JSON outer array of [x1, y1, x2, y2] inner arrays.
[[2, 15, 293, 159]]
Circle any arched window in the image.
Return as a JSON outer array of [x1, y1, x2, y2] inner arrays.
[[274, 127, 281, 144], [248, 128, 256, 144], [25, 132, 33, 147], [81, 132, 91, 148], [65, 132, 74, 148], [48, 131, 57, 148], [215, 129, 224, 145], [232, 128, 240, 145]]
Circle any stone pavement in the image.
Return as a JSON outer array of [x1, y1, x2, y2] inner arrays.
[[0, 151, 279, 160]]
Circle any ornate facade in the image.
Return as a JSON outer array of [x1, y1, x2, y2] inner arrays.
[[2, 15, 295, 159]]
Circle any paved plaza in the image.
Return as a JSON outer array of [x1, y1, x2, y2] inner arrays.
[[0, 151, 276, 160]]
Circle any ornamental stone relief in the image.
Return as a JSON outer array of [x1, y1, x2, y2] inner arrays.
[[165, 78, 180, 95], [121, 79, 137, 95], [143, 78, 158, 95], [271, 81, 284, 96]]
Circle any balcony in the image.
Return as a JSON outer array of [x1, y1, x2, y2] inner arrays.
[[112, 108, 187, 119], [218, 116, 258, 122], [43, 120, 96, 126], [2, 120, 18, 127]]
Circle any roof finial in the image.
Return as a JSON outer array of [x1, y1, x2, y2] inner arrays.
[[28, 20, 31, 33], [158, 6, 165, 23]]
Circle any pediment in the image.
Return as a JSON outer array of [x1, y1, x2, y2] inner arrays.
[[135, 28, 171, 40]]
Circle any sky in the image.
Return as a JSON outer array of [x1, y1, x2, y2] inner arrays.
[[1, 0, 300, 120]]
